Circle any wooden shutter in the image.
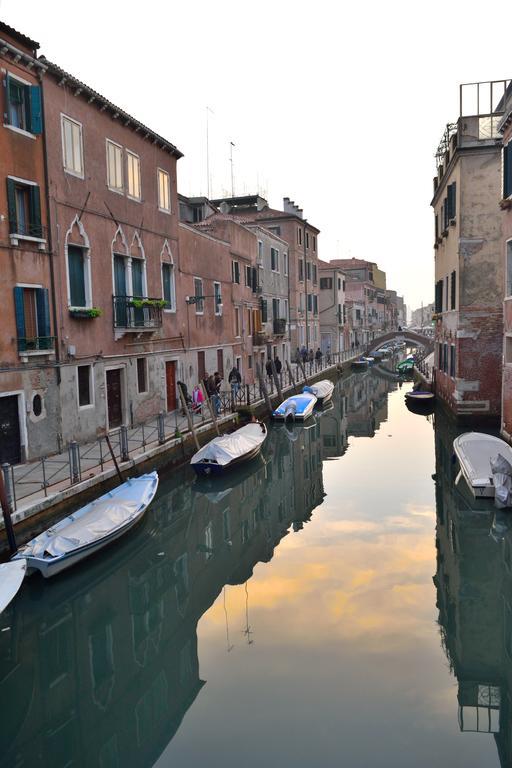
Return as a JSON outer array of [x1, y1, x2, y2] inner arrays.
[[29, 185, 42, 237], [36, 288, 51, 339], [29, 86, 42, 134], [6, 178, 17, 233], [132, 259, 143, 297], [13, 286, 26, 340], [261, 298, 268, 322], [505, 143, 512, 199]]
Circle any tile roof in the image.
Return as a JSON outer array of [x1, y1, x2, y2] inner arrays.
[[40, 57, 183, 158], [0, 21, 39, 51]]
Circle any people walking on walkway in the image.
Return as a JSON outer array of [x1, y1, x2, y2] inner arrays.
[[315, 348, 322, 369], [192, 384, 204, 413], [265, 358, 273, 380], [228, 366, 241, 398], [274, 356, 282, 375]]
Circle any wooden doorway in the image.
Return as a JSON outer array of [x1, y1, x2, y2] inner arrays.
[[0, 395, 21, 464], [165, 361, 177, 411], [106, 369, 123, 429], [217, 348, 224, 377], [197, 351, 206, 382]]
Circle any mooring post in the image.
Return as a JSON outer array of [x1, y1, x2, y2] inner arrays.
[[256, 362, 273, 415], [0, 464, 17, 554], [286, 360, 298, 393], [201, 382, 220, 436], [179, 387, 200, 450], [69, 440, 80, 484], [105, 434, 124, 483], [157, 411, 165, 445], [270, 360, 283, 401], [120, 425, 129, 462]]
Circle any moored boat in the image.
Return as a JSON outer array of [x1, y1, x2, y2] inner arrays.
[[453, 432, 512, 499], [351, 358, 369, 370], [191, 421, 267, 476], [12, 472, 159, 578], [405, 390, 435, 414], [0, 560, 26, 613], [303, 379, 335, 405], [273, 392, 317, 421]]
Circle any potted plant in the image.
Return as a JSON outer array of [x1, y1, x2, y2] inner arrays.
[[129, 298, 166, 309], [69, 307, 102, 319]]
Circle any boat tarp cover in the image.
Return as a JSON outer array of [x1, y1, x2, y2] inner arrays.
[[491, 454, 512, 508], [191, 423, 266, 466], [33, 500, 140, 558], [304, 380, 334, 399], [455, 432, 512, 488]]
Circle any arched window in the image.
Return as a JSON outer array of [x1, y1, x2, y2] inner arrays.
[[65, 216, 91, 308], [161, 240, 175, 312], [130, 231, 147, 299]]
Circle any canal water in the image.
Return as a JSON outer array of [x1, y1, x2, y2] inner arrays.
[[0, 369, 508, 767]]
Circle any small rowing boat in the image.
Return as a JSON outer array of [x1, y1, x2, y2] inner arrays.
[[351, 358, 368, 370], [273, 393, 317, 421], [191, 422, 267, 476], [12, 472, 159, 578], [453, 432, 512, 499], [303, 379, 335, 406], [0, 560, 26, 613]]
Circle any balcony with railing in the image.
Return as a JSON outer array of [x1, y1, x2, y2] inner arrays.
[[253, 331, 267, 346], [112, 296, 163, 333], [273, 318, 287, 336]]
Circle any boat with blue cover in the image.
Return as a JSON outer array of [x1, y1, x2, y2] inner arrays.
[[12, 472, 159, 578], [273, 392, 317, 421]]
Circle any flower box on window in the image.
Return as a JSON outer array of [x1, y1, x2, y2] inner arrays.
[[69, 307, 102, 319]]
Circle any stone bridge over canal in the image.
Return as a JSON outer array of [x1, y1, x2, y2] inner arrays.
[[366, 330, 434, 357]]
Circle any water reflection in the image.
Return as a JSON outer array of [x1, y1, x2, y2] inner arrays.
[[0, 370, 402, 768], [434, 416, 512, 766]]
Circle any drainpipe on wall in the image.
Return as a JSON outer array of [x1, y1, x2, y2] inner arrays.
[[40, 71, 61, 387], [304, 220, 308, 349]]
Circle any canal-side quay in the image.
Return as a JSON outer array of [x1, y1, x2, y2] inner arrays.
[[0, 355, 358, 549], [2, 369, 509, 768]]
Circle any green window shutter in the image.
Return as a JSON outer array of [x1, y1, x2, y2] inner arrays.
[[13, 286, 26, 339], [29, 185, 42, 237], [162, 263, 171, 303], [261, 298, 267, 322], [113, 255, 127, 296], [68, 245, 86, 307], [505, 143, 512, 199], [29, 86, 42, 134], [36, 288, 51, 339], [6, 178, 17, 233], [132, 259, 143, 297]]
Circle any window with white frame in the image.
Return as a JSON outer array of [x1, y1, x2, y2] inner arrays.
[[257, 240, 263, 263], [6, 75, 42, 134], [137, 357, 148, 393], [245, 264, 252, 287], [157, 169, 171, 212], [271, 247, 279, 272], [284, 252, 288, 275], [214, 281, 222, 315], [106, 140, 123, 192], [61, 115, 84, 177], [6, 177, 42, 238], [68, 244, 89, 307], [232, 260, 240, 284], [194, 277, 204, 314], [234, 307, 240, 336], [126, 151, 141, 200]]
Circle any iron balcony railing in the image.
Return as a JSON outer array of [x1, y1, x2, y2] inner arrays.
[[273, 318, 287, 335], [18, 336, 55, 352], [112, 296, 163, 330], [253, 331, 267, 346]]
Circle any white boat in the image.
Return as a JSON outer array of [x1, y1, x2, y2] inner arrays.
[[191, 422, 267, 476], [453, 432, 512, 499], [12, 472, 159, 578], [0, 560, 26, 613], [351, 358, 368, 370], [303, 379, 335, 405], [273, 393, 317, 421]]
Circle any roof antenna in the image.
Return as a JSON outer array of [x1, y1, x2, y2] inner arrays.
[[230, 141, 235, 198]]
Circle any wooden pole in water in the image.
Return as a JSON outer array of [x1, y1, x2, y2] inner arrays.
[[0, 467, 17, 554], [178, 387, 200, 450], [256, 362, 273, 415], [298, 359, 308, 383], [286, 360, 298, 394], [201, 382, 220, 436], [270, 360, 283, 401], [105, 435, 124, 483]]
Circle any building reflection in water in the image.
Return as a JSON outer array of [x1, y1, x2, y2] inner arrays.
[[0, 371, 397, 768], [433, 415, 512, 766]]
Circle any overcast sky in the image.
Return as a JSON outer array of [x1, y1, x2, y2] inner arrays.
[[4, 0, 511, 312]]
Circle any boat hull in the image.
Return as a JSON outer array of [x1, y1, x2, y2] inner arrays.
[[273, 394, 317, 421], [452, 432, 512, 500], [0, 560, 26, 613], [351, 361, 368, 370]]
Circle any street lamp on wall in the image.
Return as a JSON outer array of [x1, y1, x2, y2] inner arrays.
[[185, 294, 223, 313]]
